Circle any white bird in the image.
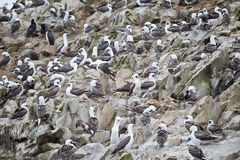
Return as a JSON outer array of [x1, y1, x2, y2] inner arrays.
[[110, 116, 122, 145]]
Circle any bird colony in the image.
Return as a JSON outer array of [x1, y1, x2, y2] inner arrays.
[[0, 0, 240, 160]]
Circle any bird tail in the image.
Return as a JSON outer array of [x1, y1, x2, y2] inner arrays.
[[0, 98, 7, 108]]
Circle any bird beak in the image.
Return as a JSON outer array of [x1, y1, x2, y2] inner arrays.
[[96, 82, 102, 87], [218, 8, 222, 12], [182, 116, 188, 119], [71, 141, 77, 145], [186, 138, 191, 143]]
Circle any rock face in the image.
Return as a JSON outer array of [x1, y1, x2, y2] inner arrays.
[[0, 0, 240, 160]]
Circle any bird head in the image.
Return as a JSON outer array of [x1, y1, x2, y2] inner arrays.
[[208, 120, 214, 125], [2, 52, 9, 57], [187, 86, 196, 92], [65, 139, 77, 146], [156, 123, 167, 131]]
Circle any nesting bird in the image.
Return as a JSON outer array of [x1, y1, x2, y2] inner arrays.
[[207, 120, 223, 134], [58, 139, 77, 160], [26, 19, 37, 37], [0, 52, 11, 67], [110, 116, 122, 145], [156, 123, 168, 148], [203, 35, 218, 53]]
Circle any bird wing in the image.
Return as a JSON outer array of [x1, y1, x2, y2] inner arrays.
[[46, 85, 59, 98], [75, 119, 89, 131], [97, 6, 109, 12], [113, 0, 126, 9], [6, 85, 22, 99], [208, 125, 222, 133], [97, 41, 109, 50], [194, 131, 216, 140], [0, 56, 10, 66], [141, 81, 155, 89], [185, 121, 196, 131], [88, 117, 99, 135], [70, 88, 86, 96], [116, 82, 133, 92], [54, 64, 73, 73], [26, 24, 37, 37], [157, 130, 168, 146], [143, 66, 158, 77], [47, 31, 55, 45], [11, 21, 21, 33], [92, 86, 104, 96], [112, 136, 131, 154], [188, 145, 206, 160], [11, 107, 27, 119], [203, 44, 217, 53]]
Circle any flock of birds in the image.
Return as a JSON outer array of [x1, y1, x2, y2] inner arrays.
[[0, 0, 239, 159]]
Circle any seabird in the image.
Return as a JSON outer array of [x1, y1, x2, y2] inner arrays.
[[165, 21, 172, 34], [203, 35, 217, 53], [25, 1, 33, 8], [96, 60, 115, 80], [183, 115, 202, 132], [115, 25, 132, 34], [57, 4, 65, 18], [62, 11, 69, 30], [113, 0, 127, 10], [46, 30, 55, 45], [156, 123, 168, 148], [53, 57, 79, 75], [141, 105, 156, 125], [11, 103, 29, 119], [125, 35, 136, 54], [110, 116, 122, 145], [49, 74, 65, 87], [98, 47, 114, 61], [155, 40, 163, 53], [26, 19, 37, 37], [44, 79, 61, 100], [169, 54, 179, 67], [111, 124, 134, 155], [208, 7, 223, 26], [56, 33, 68, 54], [144, 22, 152, 29], [132, 105, 147, 114], [184, 0, 197, 5], [0, 52, 10, 67], [40, 24, 48, 36], [30, 0, 49, 7], [88, 80, 104, 97], [97, 4, 112, 12], [149, 24, 166, 39], [23, 76, 35, 94], [115, 73, 141, 96], [180, 21, 191, 32], [76, 106, 99, 136], [97, 36, 110, 51], [11, 18, 22, 34], [230, 53, 240, 71], [62, 48, 80, 58], [141, 73, 156, 97], [136, 0, 156, 6], [142, 62, 159, 77], [222, 8, 230, 26], [160, 0, 171, 9], [67, 15, 76, 32], [66, 83, 87, 98], [50, 7, 57, 17], [192, 52, 206, 61], [0, 13, 11, 22], [77, 48, 88, 66], [37, 96, 48, 125], [83, 24, 98, 34], [207, 120, 223, 134], [142, 26, 152, 42], [0, 84, 23, 107], [58, 139, 77, 160], [197, 13, 211, 31], [187, 137, 207, 160], [21, 61, 36, 81], [165, 22, 180, 34], [113, 41, 120, 55], [185, 86, 197, 102], [190, 13, 198, 26], [190, 126, 217, 142]]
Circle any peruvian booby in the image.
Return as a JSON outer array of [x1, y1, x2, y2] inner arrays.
[[37, 96, 48, 125], [149, 24, 166, 39], [21, 61, 36, 81], [77, 48, 88, 66], [183, 115, 202, 132], [160, 0, 171, 9], [222, 8, 230, 26], [131, 105, 147, 114], [96, 60, 115, 80], [46, 30, 55, 45], [142, 26, 153, 42], [0, 52, 10, 67], [50, 8, 57, 17], [30, 0, 49, 8], [44, 79, 61, 100], [97, 4, 112, 12], [111, 124, 134, 155], [98, 47, 114, 61], [25, 1, 33, 8], [23, 76, 35, 94], [180, 21, 191, 32], [97, 36, 110, 51], [203, 35, 217, 53], [66, 15, 76, 31], [115, 73, 141, 96], [125, 35, 136, 54], [155, 40, 163, 53], [110, 116, 122, 145], [90, 80, 104, 97], [58, 139, 77, 160], [190, 13, 198, 26], [66, 83, 87, 98], [184, 0, 197, 5], [144, 22, 152, 29], [11, 103, 29, 119], [11, 18, 22, 33], [115, 25, 132, 34], [40, 23, 48, 36], [0, 13, 11, 22], [187, 137, 207, 160], [185, 86, 197, 102], [26, 19, 37, 37], [208, 7, 223, 26], [53, 57, 79, 75], [76, 107, 99, 136], [62, 11, 69, 30], [190, 126, 217, 142], [136, 0, 156, 6], [56, 33, 68, 54], [192, 52, 206, 61], [141, 73, 156, 97], [197, 13, 211, 31], [230, 53, 240, 71], [142, 62, 159, 77], [169, 54, 179, 67], [83, 24, 98, 34], [207, 120, 223, 134], [113, 41, 120, 55], [113, 0, 127, 10], [156, 123, 168, 148], [141, 105, 156, 125], [49, 74, 65, 87]]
